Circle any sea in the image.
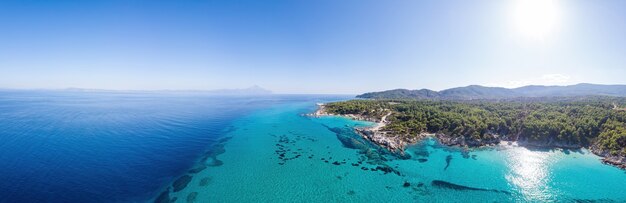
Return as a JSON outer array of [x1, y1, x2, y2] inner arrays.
[[0, 91, 624, 202]]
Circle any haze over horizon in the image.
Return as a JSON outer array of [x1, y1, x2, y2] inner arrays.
[[1, 0, 625, 94]]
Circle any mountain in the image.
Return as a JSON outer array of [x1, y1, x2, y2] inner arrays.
[[357, 89, 439, 99], [439, 85, 516, 100], [356, 83, 626, 100]]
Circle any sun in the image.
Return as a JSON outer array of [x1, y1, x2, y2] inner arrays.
[[512, 0, 561, 39]]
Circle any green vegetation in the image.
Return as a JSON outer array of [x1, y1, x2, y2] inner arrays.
[[324, 97, 626, 155]]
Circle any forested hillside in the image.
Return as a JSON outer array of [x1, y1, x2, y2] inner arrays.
[[357, 83, 626, 100], [324, 97, 626, 156]]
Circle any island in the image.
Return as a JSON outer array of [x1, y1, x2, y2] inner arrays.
[[313, 96, 626, 170]]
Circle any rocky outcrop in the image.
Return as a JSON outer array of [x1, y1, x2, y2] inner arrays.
[[354, 128, 421, 154], [310, 104, 410, 153], [590, 146, 626, 170]]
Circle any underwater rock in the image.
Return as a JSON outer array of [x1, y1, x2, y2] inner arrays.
[[413, 149, 430, 157], [347, 190, 356, 195], [417, 158, 428, 163], [362, 149, 386, 164], [444, 155, 452, 170], [572, 198, 618, 203], [360, 167, 369, 171], [206, 158, 223, 167], [205, 144, 226, 157], [417, 183, 424, 187], [395, 152, 412, 160], [201, 144, 227, 166], [432, 180, 479, 191], [375, 165, 401, 176], [199, 177, 211, 187], [351, 163, 359, 166], [278, 135, 295, 144], [187, 192, 198, 203], [154, 189, 170, 203], [218, 136, 233, 143], [332, 161, 341, 165], [403, 181, 411, 187], [323, 125, 370, 151], [188, 166, 207, 174], [471, 155, 477, 160], [172, 175, 192, 192], [461, 150, 470, 159], [431, 180, 510, 195]]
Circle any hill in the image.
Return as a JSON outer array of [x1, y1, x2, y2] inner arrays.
[[357, 83, 626, 100]]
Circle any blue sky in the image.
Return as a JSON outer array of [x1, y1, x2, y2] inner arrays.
[[0, 0, 625, 94]]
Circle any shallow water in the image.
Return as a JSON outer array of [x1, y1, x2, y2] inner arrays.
[[160, 100, 626, 202], [0, 92, 624, 202]]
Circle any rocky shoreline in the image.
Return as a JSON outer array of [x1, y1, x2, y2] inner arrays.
[[591, 147, 626, 170], [354, 128, 422, 154], [308, 104, 419, 153], [310, 103, 626, 170]]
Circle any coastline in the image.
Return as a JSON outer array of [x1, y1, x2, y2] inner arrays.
[[310, 103, 626, 170], [308, 103, 420, 154], [591, 147, 626, 170]]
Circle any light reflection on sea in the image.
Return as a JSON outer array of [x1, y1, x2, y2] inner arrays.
[[504, 145, 554, 201]]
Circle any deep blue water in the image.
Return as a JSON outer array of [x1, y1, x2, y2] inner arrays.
[[0, 91, 350, 202]]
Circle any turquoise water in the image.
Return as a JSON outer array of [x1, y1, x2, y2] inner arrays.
[[158, 101, 626, 202]]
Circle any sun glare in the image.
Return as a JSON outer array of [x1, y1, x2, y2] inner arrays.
[[512, 0, 561, 40]]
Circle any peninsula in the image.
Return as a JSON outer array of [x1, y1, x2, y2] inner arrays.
[[313, 84, 626, 169]]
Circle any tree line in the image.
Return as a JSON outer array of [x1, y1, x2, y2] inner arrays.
[[323, 97, 626, 156]]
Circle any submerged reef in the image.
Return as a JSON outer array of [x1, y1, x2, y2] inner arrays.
[[431, 180, 510, 195]]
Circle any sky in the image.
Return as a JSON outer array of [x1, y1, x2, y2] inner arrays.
[[0, 0, 625, 94]]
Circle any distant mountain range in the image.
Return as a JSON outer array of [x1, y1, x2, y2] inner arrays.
[[357, 83, 626, 100]]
